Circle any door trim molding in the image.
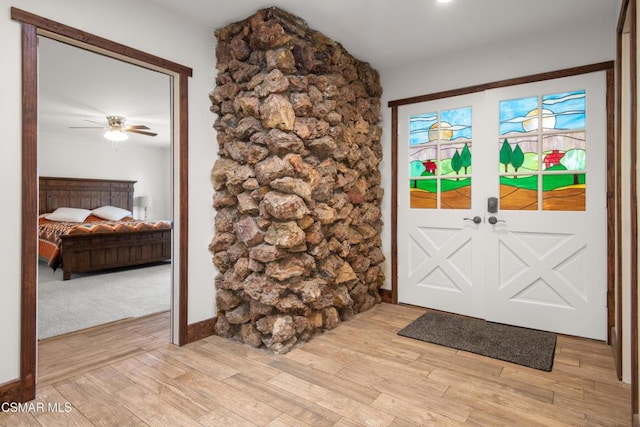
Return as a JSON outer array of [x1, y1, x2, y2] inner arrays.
[[10, 7, 192, 403], [389, 62, 613, 108], [388, 62, 615, 328], [617, 0, 639, 417]]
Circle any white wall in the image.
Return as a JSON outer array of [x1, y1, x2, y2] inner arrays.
[[377, 19, 618, 292], [0, 0, 217, 384], [0, 0, 620, 388], [38, 139, 172, 220]]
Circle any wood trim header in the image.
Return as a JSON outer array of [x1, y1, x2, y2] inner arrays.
[[10, 7, 193, 77], [388, 61, 614, 108]]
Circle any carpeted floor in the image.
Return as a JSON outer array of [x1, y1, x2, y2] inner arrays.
[[398, 310, 557, 371], [38, 261, 171, 339]]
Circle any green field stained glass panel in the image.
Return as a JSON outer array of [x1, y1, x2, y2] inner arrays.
[[498, 90, 586, 211], [500, 175, 538, 210], [441, 178, 471, 209], [542, 174, 585, 210], [409, 106, 472, 209]]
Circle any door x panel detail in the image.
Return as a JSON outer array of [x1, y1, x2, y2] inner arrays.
[[496, 232, 588, 310], [408, 226, 473, 293]]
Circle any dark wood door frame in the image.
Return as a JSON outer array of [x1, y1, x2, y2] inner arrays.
[[10, 7, 192, 403], [617, 0, 639, 422]]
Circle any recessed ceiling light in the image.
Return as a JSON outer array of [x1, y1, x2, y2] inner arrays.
[[437, 0, 452, 3]]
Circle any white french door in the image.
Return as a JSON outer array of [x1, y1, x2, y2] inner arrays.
[[397, 72, 607, 340], [399, 92, 488, 319]]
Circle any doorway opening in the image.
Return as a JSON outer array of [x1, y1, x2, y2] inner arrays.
[[389, 62, 614, 342], [35, 36, 174, 386], [12, 7, 192, 402], [37, 36, 173, 345], [396, 73, 607, 339]]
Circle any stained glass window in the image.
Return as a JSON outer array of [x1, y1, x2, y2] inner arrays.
[[409, 107, 472, 209], [498, 90, 586, 211]]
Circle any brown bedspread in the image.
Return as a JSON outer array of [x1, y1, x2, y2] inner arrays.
[[38, 215, 172, 270]]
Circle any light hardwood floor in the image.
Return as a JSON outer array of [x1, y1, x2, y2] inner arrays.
[[0, 303, 631, 426]]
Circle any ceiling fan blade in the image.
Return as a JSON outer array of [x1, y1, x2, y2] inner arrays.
[[127, 129, 158, 137], [126, 125, 150, 130]]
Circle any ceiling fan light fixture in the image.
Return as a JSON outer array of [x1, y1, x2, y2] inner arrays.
[[103, 129, 129, 142], [103, 115, 128, 147], [70, 114, 157, 145]]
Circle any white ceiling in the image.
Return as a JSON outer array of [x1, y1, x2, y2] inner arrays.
[[38, 36, 172, 149], [149, 0, 622, 71], [38, 0, 621, 150]]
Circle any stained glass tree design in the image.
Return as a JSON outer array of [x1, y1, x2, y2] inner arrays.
[[451, 150, 462, 179], [500, 139, 512, 172], [461, 143, 471, 174], [511, 144, 524, 176]]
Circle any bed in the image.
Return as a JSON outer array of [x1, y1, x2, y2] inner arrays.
[[38, 177, 172, 280]]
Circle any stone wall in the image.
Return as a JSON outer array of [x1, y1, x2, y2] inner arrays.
[[209, 7, 384, 353]]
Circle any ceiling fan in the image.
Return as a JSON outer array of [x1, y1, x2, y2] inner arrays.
[[70, 115, 158, 142]]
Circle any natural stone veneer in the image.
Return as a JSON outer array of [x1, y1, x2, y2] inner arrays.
[[209, 7, 384, 353]]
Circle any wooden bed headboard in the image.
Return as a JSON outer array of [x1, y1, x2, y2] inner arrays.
[[39, 177, 136, 215]]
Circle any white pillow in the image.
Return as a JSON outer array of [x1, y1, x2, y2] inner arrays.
[[91, 205, 132, 221], [45, 207, 92, 223]]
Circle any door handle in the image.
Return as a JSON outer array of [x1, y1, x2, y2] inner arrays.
[[488, 216, 506, 225], [464, 216, 482, 224]]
